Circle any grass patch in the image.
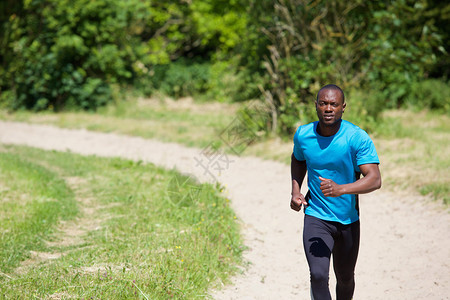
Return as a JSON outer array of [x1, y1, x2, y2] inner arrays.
[[0, 145, 243, 298], [420, 183, 449, 205], [0, 97, 238, 149], [0, 151, 77, 273], [372, 110, 450, 205]]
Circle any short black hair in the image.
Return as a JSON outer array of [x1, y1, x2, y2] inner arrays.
[[317, 84, 345, 103]]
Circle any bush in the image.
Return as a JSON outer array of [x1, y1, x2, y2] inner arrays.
[[0, 0, 149, 111], [406, 80, 450, 113], [243, 0, 445, 134], [205, 58, 262, 103], [1, 0, 231, 109], [344, 90, 384, 133], [160, 59, 210, 98], [143, 59, 210, 99]]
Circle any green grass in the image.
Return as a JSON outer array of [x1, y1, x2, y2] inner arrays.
[[0, 97, 238, 149], [0, 145, 243, 299], [420, 183, 449, 204], [372, 110, 450, 205], [0, 151, 78, 273]]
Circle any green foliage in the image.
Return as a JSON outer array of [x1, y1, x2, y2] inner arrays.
[[421, 0, 450, 78], [362, 1, 444, 109], [151, 59, 211, 98], [405, 79, 450, 113], [344, 90, 385, 133], [134, 0, 249, 100], [0, 0, 448, 123], [243, 0, 374, 132], [190, 0, 248, 52], [205, 59, 262, 103], [0, 0, 250, 108], [244, 0, 447, 134], [0, 0, 147, 111]]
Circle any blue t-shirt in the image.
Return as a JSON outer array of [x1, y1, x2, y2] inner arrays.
[[293, 120, 379, 224]]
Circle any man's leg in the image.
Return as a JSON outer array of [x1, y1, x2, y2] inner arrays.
[[332, 220, 360, 300], [303, 215, 336, 300]]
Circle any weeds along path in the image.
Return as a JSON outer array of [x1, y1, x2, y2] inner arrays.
[[1, 120, 449, 299]]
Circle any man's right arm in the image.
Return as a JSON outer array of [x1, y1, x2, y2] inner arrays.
[[290, 153, 308, 212]]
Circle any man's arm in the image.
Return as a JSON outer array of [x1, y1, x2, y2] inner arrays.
[[291, 153, 308, 211], [319, 163, 381, 197]]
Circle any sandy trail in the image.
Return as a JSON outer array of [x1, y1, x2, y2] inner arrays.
[[0, 120, 448, 299]]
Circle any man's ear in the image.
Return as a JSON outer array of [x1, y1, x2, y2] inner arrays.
[[343, 102, 346, 113]]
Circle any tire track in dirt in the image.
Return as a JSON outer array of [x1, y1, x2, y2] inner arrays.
[[13, 176, 103, 275], [1, 121, 449, 299]]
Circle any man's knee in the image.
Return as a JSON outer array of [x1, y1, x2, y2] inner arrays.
[[335, 272, 354, 286], [335, 273, 355, 300], [310, 269, 329, 285]]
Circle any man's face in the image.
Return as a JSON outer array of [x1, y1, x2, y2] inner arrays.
[[315, 89, 346, 127]]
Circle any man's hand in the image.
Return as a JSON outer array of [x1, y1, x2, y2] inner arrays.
[[290, 193, 308, 212], [319, 177, 344, 197]]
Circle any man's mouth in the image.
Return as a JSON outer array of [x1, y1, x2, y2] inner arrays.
[[324, 115, 334, 120]]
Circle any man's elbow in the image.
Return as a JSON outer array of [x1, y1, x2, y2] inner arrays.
[[374, 175, 382, 190], [291, 153, 298, 162], [367, 172, 382, 192]]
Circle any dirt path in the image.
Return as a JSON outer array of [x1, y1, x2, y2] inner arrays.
[[1, 120, 449, 299]]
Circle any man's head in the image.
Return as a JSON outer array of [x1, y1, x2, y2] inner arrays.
[[315, 84, 346, 129]]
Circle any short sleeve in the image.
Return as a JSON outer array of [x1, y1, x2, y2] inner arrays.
[[293, 126, 306, 161], [353, 130, 380, 166]]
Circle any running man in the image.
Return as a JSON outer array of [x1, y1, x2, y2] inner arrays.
[[290, 84, 381, 300]]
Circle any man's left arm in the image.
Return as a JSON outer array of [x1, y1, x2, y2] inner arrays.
[[319, 163, 381, 197]]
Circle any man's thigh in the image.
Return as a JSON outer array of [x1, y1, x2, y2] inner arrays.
[[332, 220, 360, 278], [303, 215, 336, 274]]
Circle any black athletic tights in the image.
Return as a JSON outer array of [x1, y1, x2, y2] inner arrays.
[[303, 214, 360, 300]]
